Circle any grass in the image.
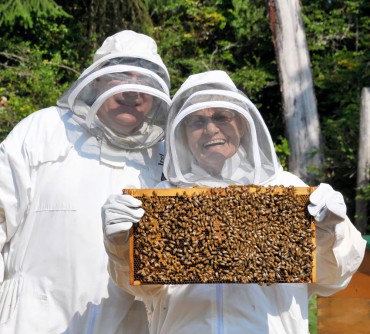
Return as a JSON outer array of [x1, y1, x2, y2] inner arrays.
[[309, 294, 318, 334]]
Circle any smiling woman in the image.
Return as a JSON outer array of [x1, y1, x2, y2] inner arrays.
[[102, 70, 366, 334], [163, 70, 279, 187], [183, 108, 246, 176]]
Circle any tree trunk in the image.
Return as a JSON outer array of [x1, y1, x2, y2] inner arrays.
[[356, 87, 370, 234], [267, 0, 323, 183]]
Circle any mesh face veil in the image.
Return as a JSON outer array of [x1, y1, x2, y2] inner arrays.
[[163, 71, 281, 187], [57, 31, 171, 150]]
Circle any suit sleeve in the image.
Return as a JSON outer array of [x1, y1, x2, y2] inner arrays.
[[0, 122, 32, 283], [308, 216, 366, 297], [104, 234, 163, 305]]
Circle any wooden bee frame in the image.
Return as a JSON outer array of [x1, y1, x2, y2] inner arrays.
[[126, 185, 316, 285]]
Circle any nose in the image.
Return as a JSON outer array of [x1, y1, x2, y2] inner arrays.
[[204, 119, 219, 134]]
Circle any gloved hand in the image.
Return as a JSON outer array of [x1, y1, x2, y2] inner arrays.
[[308, 183, 347, 227], [102, 194, 144, 240]]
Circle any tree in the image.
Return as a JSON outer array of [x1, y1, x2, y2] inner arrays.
[[0, 0, 70, 28], [302, 0, 370, 225], [78, 0, 153, 50], [267, 0, 323, 183], [356, 87, 370, 234]]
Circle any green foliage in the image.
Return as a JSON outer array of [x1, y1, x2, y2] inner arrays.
[[151, 0, 279, 122], [230, 0, 270, 42], [274, 136, 290, 171], [0, 0, 70, 28], [301, 0, 370, 217], [356, 185, 370, 200], [356, 185, 370, 233], [150, 0, 231, 93], [309, 294, 318, 334], [0, 35, 79, 140], [0, 45, 73, 139]]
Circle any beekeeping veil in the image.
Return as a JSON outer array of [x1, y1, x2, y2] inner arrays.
[[163, 70, 282, 187], [57, 30, 171, 160]]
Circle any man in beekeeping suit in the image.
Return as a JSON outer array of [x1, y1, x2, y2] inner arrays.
[[0, 30, 170, 333], [102, 70, 366, 334]]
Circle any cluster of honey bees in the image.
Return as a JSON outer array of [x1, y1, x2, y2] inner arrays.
[[131, 185, 315, 285]]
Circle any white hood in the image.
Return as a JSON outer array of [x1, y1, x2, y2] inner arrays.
[[164, 70, 282, 187], [57, 30, 171, 150]]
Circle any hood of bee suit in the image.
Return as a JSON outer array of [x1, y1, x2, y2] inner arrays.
[[163, 70, 282, 187], [57, 30, 171, 165]]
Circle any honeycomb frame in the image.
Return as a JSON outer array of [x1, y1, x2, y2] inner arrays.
[[126, 185, 317, 285]]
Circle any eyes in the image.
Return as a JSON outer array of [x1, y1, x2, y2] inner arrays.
[[185, 109, 236, 130]]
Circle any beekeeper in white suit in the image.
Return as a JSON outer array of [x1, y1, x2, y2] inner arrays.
[[102, 70, 366, 334], [0, 30, 171, 333]]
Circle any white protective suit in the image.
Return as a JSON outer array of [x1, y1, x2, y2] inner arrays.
[[105, 71, 366, 334], [0, 30, 171, 333]]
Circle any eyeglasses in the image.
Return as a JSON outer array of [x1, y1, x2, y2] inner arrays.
[[184, 109, 236, 130]]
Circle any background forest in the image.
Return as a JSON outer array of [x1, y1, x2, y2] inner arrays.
[[1, 0, 370, 235]]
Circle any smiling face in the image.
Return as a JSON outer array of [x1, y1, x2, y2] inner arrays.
[[95, 73, 154, 136], [183, 108, 246, 176]]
